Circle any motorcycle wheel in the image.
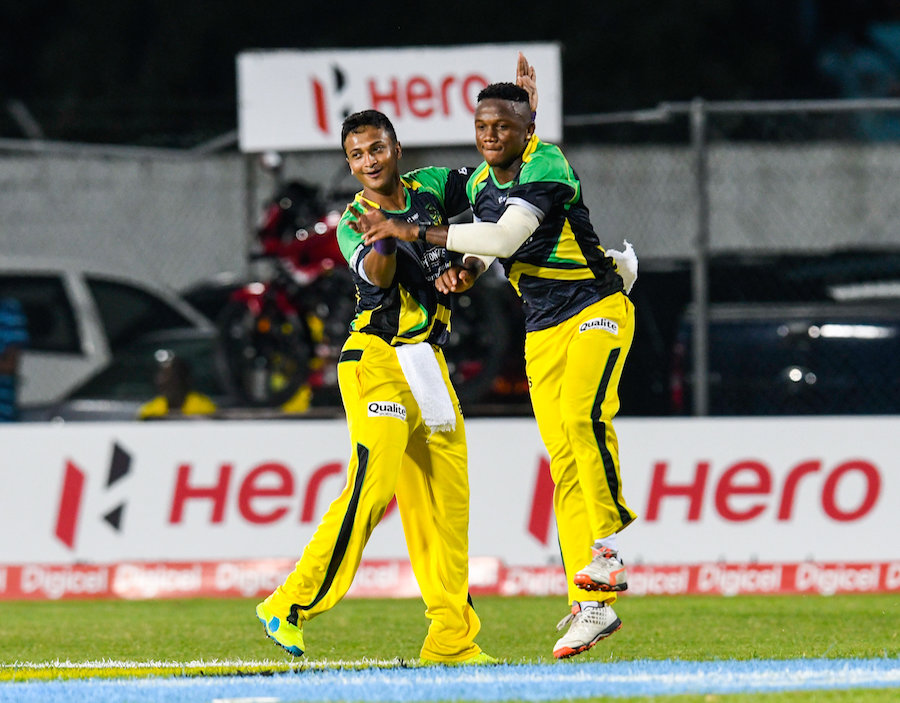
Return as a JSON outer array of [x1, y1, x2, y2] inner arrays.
[[216, 300, 314, 407]]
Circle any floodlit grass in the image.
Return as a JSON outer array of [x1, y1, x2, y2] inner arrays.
[[0, 593, 897, 664], [1, 593, 897, 701]]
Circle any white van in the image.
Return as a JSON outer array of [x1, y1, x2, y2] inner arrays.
[[0, 257, 214, 408]]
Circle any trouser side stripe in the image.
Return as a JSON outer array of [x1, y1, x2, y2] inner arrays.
[[300, 443, 369, 610], [591, 348, 633, 529]]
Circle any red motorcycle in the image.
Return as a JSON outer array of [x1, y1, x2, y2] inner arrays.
[[215, 175, 520, 409], [216, 180, 356, 407]]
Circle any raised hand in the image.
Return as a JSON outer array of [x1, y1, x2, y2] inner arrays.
[[516, 52, 538, 116]]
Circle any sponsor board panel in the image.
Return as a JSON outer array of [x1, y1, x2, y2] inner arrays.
[[0, 417, 897, 566], [237, 43, 562, 151], [1, 559, 897, 600], [610, 417, 900, 566]]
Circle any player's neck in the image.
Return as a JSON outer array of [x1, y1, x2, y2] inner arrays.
[[490, 158, 523, 185], [362, 182, 408, 212]]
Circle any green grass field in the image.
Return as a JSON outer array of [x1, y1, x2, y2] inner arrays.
[[1, 593, 897, 702]]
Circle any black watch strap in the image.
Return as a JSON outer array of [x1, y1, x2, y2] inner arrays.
[[418, 223, 429, 242]]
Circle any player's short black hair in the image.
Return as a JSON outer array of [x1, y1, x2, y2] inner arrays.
[[341, 110, 398, 152], [477, 82, 530, 105]]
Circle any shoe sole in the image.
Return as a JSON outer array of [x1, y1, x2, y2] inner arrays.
[[256, 604, 304, 657], [553, 618, 622, 659], [573, 573, 628, 592]]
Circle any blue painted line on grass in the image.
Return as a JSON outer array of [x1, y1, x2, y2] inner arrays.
[[1, 658, 897, 703]]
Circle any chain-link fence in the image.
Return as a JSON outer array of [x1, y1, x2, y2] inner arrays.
[[567, 99, 900, 417], [3, 100, 900, 416]]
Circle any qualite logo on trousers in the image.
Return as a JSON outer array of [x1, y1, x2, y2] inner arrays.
[[367, 402, 407, 420], [579, 318, 619, 335]]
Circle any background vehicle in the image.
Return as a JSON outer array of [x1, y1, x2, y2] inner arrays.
[[34, 328, 237, 422], [671, 301, 900, 415], [1, 257, 215, 408], [656, 251, 900, 415], [188, 177, 519, 410]]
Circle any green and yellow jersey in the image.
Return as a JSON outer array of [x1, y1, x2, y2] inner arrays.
[[337, 166, 471, 346], [466, 135, 622, 332]]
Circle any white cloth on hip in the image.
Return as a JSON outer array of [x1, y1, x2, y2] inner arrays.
[[606, 240, 638, 294], [395, 342, 457, 433]]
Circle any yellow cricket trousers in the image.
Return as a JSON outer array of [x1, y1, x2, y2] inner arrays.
[[266, 332, 482, 662], [525, 293, 638, 606]]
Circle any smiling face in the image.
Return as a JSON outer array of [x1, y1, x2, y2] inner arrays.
[[344, 125, 402, 195], [474, 98, 534, 180]]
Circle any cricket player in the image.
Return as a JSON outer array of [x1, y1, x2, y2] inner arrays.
[[359, 74, 638, 659], [254, 108, 496, 665]]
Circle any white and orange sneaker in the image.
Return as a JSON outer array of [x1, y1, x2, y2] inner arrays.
[[574, 545, 628, 592], [553, 601, 622, 659]]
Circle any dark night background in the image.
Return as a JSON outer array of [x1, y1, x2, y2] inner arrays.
[[2, 0, 900, 146]]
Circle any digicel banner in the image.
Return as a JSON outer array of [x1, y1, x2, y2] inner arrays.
[[1, 417, 898, 572], [3, 560, 897, 600], [236, 43, 562, 152]]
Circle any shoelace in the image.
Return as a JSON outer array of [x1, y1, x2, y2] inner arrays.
[[556, 604, 607, 631], [556, 612, 575, 631], [592, 549, 623, 564]]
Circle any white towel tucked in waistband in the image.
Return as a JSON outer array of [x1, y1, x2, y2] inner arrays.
[[606, 239, 638, 294], [395, 342, 456, 433]]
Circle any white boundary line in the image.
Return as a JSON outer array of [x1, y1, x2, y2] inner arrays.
[[1, 658, 898, 702]]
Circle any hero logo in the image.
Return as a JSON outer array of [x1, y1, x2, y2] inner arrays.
[[368, 401, 407, 421], [167, 462, 398, 525], [55, 442, 132, 550], [526, 456, 882, 545], [579, 318, 619, 335], [311, 65, 489, 134]]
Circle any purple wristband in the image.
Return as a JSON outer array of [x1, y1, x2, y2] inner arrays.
[[373, 238, 397, 254]]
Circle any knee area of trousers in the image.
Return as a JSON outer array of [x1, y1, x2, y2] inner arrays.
[[560, 412, 600, 436], [360, 483, 399, 511]]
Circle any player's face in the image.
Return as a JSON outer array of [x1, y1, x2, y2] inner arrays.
[[474, 99, 534, 172], [344, 126, 402, 193]]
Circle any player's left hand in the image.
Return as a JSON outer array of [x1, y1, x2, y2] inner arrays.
[[435, 264, 477, 294], [516, 52, 538, 115]]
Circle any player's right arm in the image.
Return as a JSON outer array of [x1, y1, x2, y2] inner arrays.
[[361, 243, 396, 288], [357, 202, 539, 260], [340, 200, 396, 288]]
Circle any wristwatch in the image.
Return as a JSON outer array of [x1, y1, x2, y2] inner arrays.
[[418, 223, 429, 242]]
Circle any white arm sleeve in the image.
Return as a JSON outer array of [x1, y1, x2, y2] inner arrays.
[[462, 253, 496, 272], [446, 204, 540, 258]]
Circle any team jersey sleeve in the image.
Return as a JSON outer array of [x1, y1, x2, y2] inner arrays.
[[403, 166, 473, 219], [443, 167, 475, 217], [337, 201, 366, 263], [508, 140, 581, 219]]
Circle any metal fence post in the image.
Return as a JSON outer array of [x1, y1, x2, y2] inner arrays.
[[243, 152, 257, 265], [690, 98, 710, 416]]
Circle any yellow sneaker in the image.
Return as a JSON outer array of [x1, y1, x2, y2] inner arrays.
[[255, 600, 305, 657], [419, 651, 499, 666]]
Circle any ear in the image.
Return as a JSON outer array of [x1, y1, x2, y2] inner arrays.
[[395, 141, 402, 160], [526, 121, 535, 141]]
